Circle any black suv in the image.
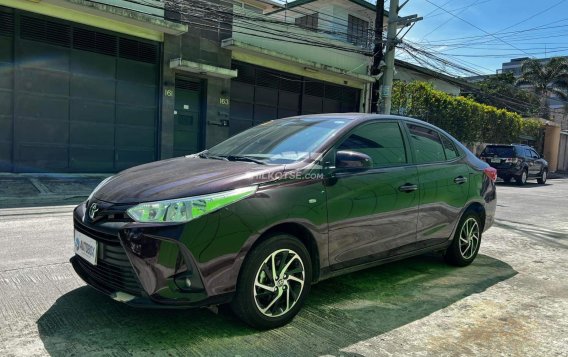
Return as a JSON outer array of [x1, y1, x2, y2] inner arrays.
[[480, 144, 548, 185]]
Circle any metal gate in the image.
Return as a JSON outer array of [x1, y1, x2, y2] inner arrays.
[[0, 7, 160, 172], [229, 61, 360, 135], [173, 78, 204, 157]]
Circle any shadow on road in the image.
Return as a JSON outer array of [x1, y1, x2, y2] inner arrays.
[[37, 254, 516, 356], [494, 219, 567, 249]]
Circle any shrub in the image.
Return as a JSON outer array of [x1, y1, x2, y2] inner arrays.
[[391, 81, 543, 145]]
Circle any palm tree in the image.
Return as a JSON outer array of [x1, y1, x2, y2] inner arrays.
[[516, 57, 568, 119]]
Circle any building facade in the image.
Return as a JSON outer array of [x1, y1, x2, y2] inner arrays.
[[0, 0, 463, 173], [0, 0, 186, 172]]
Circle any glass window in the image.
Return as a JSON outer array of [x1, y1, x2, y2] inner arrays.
[[295, 13, 319, 30], [516, 146, 529, 157], [338, 122, 407, 167], [348, 15, 369, 47], [208, 117, 349, 164], [406, 124, 446, 163], [529, 149, 540, 158], [440, 135, 460, 160], [484, 145, 515, 157]]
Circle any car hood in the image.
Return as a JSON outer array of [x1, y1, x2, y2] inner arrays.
[[93, 157, 286, 204]]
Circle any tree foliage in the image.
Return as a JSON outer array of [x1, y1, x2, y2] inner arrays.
[[466, 73, 540, 117], [516, 57, 568, 119], [391, 81, 543, 145]]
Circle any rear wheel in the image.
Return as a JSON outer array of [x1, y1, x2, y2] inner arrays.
[[515, 169, 528, 186], [444, 213, 482, 267], [537, 169, 548, 184], [231, 234, 312, 329]]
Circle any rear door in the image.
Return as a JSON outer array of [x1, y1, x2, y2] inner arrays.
[[527, 148, 542, 176], [405, 123, 470, 247], [325, 120, 419, 269]]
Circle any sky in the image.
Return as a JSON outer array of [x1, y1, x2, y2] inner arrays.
[[392, 0, 568, 75]]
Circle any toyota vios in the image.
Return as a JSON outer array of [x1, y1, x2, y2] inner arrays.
[[71, 114, 497, 329]]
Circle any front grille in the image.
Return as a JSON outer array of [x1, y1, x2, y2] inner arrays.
[[74, 219, 143, 296]]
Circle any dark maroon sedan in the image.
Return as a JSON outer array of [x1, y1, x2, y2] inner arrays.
[[72, 114, 496, 329]]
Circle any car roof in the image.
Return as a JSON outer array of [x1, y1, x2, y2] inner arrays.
[[287, 113, 426, 124], [485, 144, 531, 147]]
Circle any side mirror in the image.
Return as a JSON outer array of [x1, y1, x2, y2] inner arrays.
[[336, 150, 373, 170]]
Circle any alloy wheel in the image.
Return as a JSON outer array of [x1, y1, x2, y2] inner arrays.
[[521, 171, 527, 184], [542, 171, 547, 182], [458, 218, 480, 260], [253, 249, 305, 318]]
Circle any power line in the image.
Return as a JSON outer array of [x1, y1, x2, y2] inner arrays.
[[423, 0, 534, 57], [419, 0, 482, 41]]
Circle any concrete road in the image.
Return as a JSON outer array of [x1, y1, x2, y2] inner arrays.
[[1, 180, 567, 356]]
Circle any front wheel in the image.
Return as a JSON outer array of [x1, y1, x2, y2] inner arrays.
[[537, 169, 548, 184], [231, 234, 312, 329], [444, 213, 482, 267]]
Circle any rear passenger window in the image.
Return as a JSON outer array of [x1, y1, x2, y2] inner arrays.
[[440, 135, 460, 160], [406, 124, 445, 163], [338, 122, 407, 167]]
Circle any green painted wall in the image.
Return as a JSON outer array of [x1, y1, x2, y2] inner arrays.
[[232, 20, 371, 77]]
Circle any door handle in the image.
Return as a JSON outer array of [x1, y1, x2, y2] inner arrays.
[[454, 176, 468, 184], [399, 183, 418, 192]]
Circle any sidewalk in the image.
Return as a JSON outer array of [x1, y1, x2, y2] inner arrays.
[[0, 173, 109, 209]]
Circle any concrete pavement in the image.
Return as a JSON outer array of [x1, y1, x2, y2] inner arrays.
[[0, 180, 567, 356]]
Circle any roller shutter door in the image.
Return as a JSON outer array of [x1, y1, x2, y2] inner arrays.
[[230, 61, 360, 135], [1, 8, 160, 172]]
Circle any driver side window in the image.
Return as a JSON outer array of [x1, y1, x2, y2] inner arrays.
[[337, 122, 408, 167]]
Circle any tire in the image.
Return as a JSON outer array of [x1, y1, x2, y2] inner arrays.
[[515, 169, 528, 186], [230, 234, 312, 329], [444, 213, 482, 267], [537, 169, 548, 184]]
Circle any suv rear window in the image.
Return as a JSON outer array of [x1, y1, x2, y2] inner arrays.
[[482, 146, 515, 157]]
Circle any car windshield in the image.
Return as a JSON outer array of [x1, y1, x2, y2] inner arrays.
[[482, 146, 516, 157], [205, 118, 349, 164]]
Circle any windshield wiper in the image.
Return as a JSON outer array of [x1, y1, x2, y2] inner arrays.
[[224, 155, 267, 165], [198, 152, 228, 161]]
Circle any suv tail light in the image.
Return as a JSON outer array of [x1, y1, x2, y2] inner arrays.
[[483, 167, 497, 182]]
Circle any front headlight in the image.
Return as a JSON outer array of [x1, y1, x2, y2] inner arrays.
[[126, 186, 258, 223], [88, 176, 114, 201]]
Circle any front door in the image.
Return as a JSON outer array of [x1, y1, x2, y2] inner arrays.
[[325, 121, 420, 270], [405, 123, 470, 246], [173, 78, 203, 157]]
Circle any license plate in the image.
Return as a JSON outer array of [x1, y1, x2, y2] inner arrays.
[[74, 230, 98, 266], [491, 158, 501, 163]]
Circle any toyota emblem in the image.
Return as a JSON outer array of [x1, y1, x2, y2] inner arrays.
[[89, 203, 99, 220]]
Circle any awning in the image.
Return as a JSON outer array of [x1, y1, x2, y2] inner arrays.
[[1, 0, 188, 41], [170, 59, 238, 79], [221, 38, 375, 89]]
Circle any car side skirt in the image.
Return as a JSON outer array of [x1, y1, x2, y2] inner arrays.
[[318, 240, 452, 282]]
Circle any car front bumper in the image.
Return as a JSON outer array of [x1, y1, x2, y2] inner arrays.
[[71, 201, 232, 308]]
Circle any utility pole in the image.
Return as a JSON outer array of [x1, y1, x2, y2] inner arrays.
[[381, 0, 422, 114], [370, 0, 385, 114], [382, 0, 399, 115]]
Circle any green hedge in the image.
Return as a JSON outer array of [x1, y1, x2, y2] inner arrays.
[[391, 81, 543, 145]]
